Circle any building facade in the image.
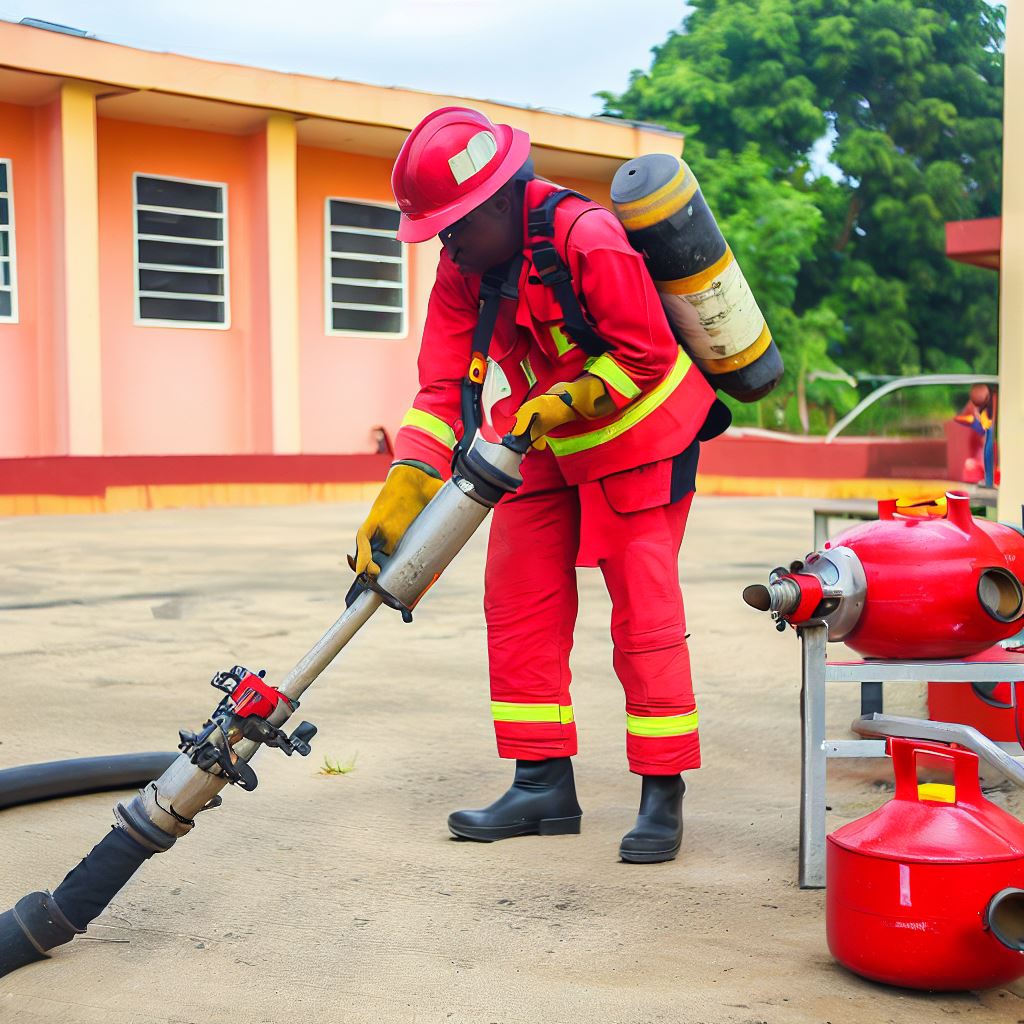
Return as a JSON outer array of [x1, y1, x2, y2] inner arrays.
[[0, 19, 677, 511], [999, 1, 1024, 525]]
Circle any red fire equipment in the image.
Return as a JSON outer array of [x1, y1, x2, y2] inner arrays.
[[928, 644, 1024, 744], [743, 492, 1024, 659], [827, 737, 1024, 990]]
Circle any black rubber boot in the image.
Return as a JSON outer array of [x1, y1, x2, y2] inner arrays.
[[618, 774, 685, 863], [447, 757, 582, 841]]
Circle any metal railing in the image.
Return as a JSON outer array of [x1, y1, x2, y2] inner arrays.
[[824, 373, 998, 443]]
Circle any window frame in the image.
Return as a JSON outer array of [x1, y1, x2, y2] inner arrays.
[[132, 171, 231, 331], [324, 196, 408, 340], [0, 159, 19, 325]]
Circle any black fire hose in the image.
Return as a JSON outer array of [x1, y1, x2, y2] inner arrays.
[[0, 828, 153, 974], [0, 753, 178, 811], [0, 432, 527, 981], [0, 753, 176, 976]]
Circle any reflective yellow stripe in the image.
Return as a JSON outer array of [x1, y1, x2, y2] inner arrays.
[[587, 353, 641, 401], [491, 701, 575, 725], [626, 710, 699, 738], [551, 324, 576, 356], [521, 355, 537, 388], [547, 349, 692, 457], [400, 408, 457, 450]]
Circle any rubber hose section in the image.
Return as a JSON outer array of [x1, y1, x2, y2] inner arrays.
[[0, 753, 178, 811], [0, 827, 153, 977]]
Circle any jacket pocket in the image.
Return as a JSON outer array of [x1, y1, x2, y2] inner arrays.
[[598, 458, 673, 514]]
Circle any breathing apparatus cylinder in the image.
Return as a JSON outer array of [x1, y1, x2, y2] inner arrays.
[[611, 153, 783, 403]]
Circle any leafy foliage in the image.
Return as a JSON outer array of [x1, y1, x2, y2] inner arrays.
[[600, 0, 1004, 433]]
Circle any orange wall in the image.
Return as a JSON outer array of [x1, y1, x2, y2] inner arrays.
[[296, 146, 610, 454], [1, 106, 614, 461], [296, 145, 428, 453], [97, 118, 264, 455], [558, 175, 611, 208], [0, 101, 58, 458]]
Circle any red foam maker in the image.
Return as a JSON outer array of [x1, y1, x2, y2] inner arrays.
[[827, 738, 1024, 990]]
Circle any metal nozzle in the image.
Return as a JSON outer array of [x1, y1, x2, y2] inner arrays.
[[742, 578, 801, 616]]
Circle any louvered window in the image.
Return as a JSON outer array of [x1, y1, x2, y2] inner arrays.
[[0, 160, 17, 323], [326, 199, 406, 336], [134, 174, 228, 327]]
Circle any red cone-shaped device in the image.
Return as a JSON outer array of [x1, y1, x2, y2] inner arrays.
[[743, 492, 1024, 659], [827, 738, 1024, 990]]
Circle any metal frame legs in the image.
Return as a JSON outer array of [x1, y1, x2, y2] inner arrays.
[[799, 624, 828, 888], [797, 625, 1024, 890]]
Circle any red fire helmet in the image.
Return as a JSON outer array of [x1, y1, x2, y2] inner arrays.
[[392, 106, 531, 243]]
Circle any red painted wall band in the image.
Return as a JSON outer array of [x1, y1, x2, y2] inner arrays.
[[0, 454, 393, 496]]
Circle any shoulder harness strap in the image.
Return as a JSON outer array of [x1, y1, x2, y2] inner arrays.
[[455, 252, 523, 463], [526, 189, 610, 358]]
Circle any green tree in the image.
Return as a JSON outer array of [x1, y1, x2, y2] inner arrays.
[[600, 0, 1004, 427]]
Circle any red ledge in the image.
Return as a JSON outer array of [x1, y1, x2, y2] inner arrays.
[[699, 431, 949, 480], [945, 217, 1001, 269], [0, 454, 393, 497]]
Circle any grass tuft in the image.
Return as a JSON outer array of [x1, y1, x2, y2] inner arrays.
[[318, 753, 357, 777]]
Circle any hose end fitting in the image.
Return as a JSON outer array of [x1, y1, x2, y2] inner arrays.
[[0, 891, 83, 978], [743, 577, 802, 617]]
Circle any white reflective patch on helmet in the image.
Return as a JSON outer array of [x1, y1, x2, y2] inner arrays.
[[448, 130, 498, 185]]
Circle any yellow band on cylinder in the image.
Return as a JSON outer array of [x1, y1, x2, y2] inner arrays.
[[656, 246, 734, 296], [699, 322, 774, 375], [614, 161, 699, 232]]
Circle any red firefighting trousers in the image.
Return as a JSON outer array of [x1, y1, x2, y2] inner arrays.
[[484, 447, 700, 775]]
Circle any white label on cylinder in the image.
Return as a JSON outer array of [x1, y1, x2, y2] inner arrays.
[[659, 258, 766, 362]]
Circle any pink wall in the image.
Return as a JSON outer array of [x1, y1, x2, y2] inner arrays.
[[296, 145, 429, 454], [97, 118, 264, 455], [1, 107, 617, 462], [294, 149, 612, 454], [0, 101, 57, 458]]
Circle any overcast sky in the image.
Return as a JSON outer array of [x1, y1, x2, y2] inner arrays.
[[0, 1, 692, 117]]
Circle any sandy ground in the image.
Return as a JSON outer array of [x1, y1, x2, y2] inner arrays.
[[0, 495, 1022, 1024]]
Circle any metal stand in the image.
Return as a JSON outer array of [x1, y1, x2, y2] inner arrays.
[[811, 502, 877, 551], [797, 623, 1024, 889]]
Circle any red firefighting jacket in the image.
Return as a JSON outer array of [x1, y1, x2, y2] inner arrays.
[[392, 178, 716, 487]]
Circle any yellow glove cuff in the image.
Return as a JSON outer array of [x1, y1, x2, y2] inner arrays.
[[555, 375, 614, 420], [511, 374, 612, 450]]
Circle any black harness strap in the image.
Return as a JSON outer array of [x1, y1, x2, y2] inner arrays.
[[453, 186, 608, 467], [455, 253, 523, 463], [527, 189, 610, 358]]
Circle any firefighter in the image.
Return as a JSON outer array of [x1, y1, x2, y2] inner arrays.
[[353, 107, 723, 863]]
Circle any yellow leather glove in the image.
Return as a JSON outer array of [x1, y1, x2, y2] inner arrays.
[[352, 463, 444, 577], [511, 375, 614, 449]]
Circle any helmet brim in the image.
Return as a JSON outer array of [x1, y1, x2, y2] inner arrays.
[[396, 128, 531, 243]]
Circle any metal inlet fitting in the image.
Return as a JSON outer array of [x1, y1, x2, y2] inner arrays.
[[742, 578, 802, 616]]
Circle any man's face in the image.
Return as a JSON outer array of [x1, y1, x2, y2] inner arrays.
[[439, 190, 520, 275]]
